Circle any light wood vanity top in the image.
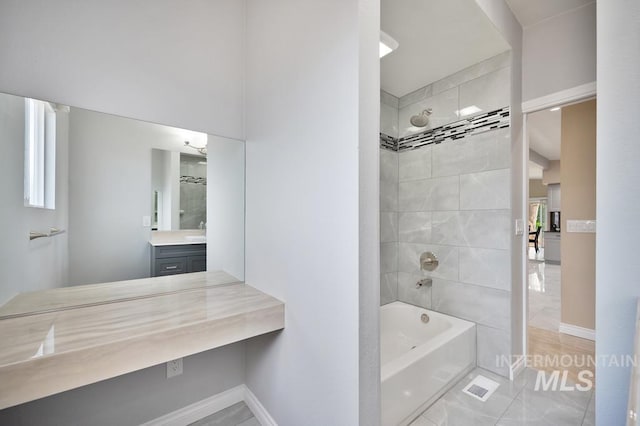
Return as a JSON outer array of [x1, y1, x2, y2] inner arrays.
[[0, 271, 239, 318], [0, 271, 284, 410]]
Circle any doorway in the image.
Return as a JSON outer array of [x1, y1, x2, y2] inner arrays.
[[524, 97, 597, 384]]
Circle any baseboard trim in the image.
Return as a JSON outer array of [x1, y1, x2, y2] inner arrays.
[[559, 322, 596, 341], [142, 384, 277, 426], [522, 82, 596, 113], [141, 385, 245, 426], [244, 386, 278, 426], [510, 355, 526, 381]]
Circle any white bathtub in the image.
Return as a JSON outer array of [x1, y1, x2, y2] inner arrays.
[[381, 301, 476, 426]]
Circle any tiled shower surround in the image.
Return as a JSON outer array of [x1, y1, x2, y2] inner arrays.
[[180, 155, 207, 229], [380, 51, 513, 376]]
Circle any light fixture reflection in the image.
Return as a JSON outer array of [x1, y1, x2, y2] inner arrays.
[[380, 31, 399, 58]]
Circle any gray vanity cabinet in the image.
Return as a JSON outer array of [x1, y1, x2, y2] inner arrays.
[[151, 244, 207, 277]]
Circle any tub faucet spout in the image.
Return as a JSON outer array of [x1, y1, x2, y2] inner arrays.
[[416, 278, 432, 289]]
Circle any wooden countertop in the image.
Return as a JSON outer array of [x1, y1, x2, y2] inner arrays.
[[0, 272, 284, 410]]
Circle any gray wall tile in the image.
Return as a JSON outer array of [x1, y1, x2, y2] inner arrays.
[[380, 180, 398, 212], [460, 168, 511, 210], [381, 272, 398, 305], [397, 243, 459, 281], [458, 67, 510, 116], [399, 176, 459, 211], [432, 128, 510, 177], [398, 212, 432, 244], [381, 211, 398, 243], [398, 84, 433, 109], [381, 103, 399, 138], [397, 271, 431, 309], [477, 325, 511, 377], [459, 247, 511, 291], [432, 51, 511, 95], [399, 147, 432, 182], [381, 90, 399, 108], [432, 279, 510, 330], [430, 210, 511, 250], [431, 211, 464, 246], [380, 149, 398, 183], [458, 210, 510, 250], [381, 242, 398, 274]]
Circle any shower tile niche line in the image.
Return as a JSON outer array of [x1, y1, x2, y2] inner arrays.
[[379, 106, 510, 152]]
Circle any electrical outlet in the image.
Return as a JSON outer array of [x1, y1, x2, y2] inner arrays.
[[166, 358, 183, 378]]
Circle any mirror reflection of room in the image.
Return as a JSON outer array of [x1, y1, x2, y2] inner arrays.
[[0, 90, 245, 309], [151, 150, 208, 231]]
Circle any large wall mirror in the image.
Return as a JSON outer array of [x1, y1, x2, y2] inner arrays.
[[0, 91, 245, 310]]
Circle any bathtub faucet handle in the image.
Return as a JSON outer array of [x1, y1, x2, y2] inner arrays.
[[416, 278, 432, 289], [420, 252, 439, 271]]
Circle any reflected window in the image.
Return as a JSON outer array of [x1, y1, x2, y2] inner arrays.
[[24, 98, 56, 209]]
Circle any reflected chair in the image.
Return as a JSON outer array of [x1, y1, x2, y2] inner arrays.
[[529, 226, 542, 253]]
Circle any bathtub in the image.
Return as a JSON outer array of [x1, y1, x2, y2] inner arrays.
[[381, 301, 476, 426]]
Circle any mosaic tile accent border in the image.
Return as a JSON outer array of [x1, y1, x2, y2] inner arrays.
[[380, 106, 510, 152], [180, 175, 207, 185]]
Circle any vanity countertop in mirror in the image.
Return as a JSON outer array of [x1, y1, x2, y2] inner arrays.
[[0, 270, 233, 319], [149, 230, 207, 246], [0, 272, 284, 410]]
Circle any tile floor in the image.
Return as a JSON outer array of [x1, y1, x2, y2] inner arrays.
[[528, 259, 560, 332], [188, 401, 259, 426], [410, 367, 595, 426], [528, 246, 545, 263]]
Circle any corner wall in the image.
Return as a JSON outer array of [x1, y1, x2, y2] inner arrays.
[[596, 1, 640, 423], [243, 0, 378, 423]]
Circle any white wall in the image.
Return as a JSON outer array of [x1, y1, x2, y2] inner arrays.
[[206, 135, 245, 281], [0, 343, 246, 425], [0, 92, 70, 306], [0, 0, 245, 140], [522, 3, 596, 102], [243, 0, 378, 424], [596, 0, 640, 423]]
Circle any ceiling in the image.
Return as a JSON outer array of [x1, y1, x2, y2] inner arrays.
[[381, 0, 510, 98], [505, 0, 594, 28], [528, 108, 561, 161]]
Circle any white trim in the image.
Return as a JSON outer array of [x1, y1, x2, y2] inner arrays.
[[141, 385, 245, 426], [141, 384, 277, 426], [559, 322, 596, 341], [510, 354, 526, 381], [244, 385, 278, 426], [521, 81, 596, 113]]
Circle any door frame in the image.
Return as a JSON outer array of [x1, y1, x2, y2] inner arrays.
[[519, 81, 597, 365]]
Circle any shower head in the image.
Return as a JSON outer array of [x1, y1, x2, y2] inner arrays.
[[410, 108, 433, 128]]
